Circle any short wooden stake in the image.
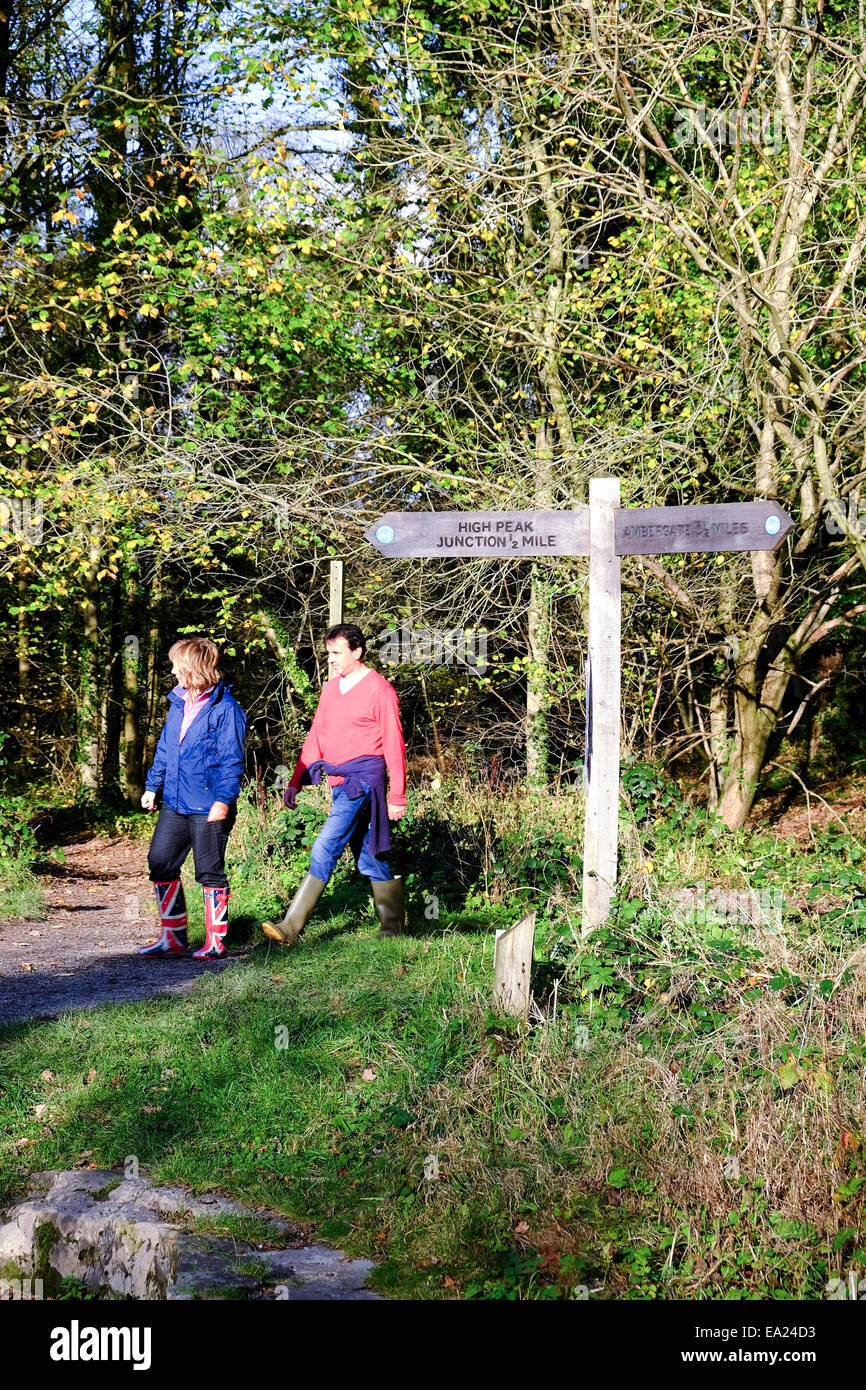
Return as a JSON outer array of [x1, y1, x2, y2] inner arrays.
[[493, 911, 536, 1018]]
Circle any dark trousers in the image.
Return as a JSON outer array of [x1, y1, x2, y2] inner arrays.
[[147, 805, 237, 889]]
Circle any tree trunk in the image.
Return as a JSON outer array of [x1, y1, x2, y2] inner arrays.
[[418, 666, 446, 777], [256, 606, 320, 724], [526, 419, 554, 786], [520, 118, 585, 785], [716, 652, 794, 829], [142, 570, 163, 780], [707, 676, 728, 813], [526, 571, 553, 786], [121, 565, 143, 806], [101, 570, 124, 801], [16, 563, 34, 758], [78, 543, 102, 795]]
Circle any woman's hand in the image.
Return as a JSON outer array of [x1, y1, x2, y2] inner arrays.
[[387, 803, 407, 821], [141, 791, 157, 812], [207, 801, 230, 823]]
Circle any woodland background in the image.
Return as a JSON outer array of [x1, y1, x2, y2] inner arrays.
[[3, 0, 866, 827]]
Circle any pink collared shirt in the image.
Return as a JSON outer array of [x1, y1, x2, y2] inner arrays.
[[178, 686, 213, 743]]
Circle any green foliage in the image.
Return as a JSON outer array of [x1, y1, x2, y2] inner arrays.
[[56, 1275, 101, 1301], [4, 0, 866, 819], [391, 792, 489, 903], [0, 739, 46, 919], [230, 792, 344, 893], [493, 828, 583, 896], [621, 760, 701, 832]]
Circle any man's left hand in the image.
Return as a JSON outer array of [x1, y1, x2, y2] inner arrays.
[[387, 803, 407, 821], [207, 801, 230, 823]]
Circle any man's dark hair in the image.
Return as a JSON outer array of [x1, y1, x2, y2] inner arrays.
[[325, 623, 366, 658]]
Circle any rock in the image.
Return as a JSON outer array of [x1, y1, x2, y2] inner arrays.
[[0, 1170, 381, 1301], [254, 1246, 380, 1301]]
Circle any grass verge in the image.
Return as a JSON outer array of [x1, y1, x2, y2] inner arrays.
[[1, 771, 865, 1299]]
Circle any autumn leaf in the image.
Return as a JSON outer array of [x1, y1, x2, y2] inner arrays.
[[776, 1053, 803, 1091], [806, 1062, 834, 1096]]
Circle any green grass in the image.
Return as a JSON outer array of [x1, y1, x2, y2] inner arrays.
[[2, 772, 866, 1299], [0, 873, 46, 922], [0, 893, 620, 1299], [181, 1213, 294, 1246]]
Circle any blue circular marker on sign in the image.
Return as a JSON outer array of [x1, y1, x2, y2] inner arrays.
[[376, 525, 395, 545], [764, 514, 781, 536]]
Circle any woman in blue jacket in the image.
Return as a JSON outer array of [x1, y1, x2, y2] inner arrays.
[[138, 637, 247, 959]]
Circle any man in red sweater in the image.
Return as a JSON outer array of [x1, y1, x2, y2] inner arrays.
[[262, 624, 407, 947]]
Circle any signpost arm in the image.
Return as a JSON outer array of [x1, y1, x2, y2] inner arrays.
[[582, 477, 621, 935]]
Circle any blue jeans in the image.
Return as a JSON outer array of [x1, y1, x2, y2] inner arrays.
[[308, 781, 393, 884]]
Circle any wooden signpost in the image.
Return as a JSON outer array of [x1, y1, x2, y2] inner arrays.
[[366, 484, 794, 942], [365, 500, 791, 561], [584, 478, 621, 935]]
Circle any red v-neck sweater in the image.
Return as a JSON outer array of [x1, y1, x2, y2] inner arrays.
[[289, 669, 407, 804]]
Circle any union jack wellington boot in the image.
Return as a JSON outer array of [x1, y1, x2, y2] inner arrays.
[[138, 880, 189, 956], [193, 886, 230, 959]]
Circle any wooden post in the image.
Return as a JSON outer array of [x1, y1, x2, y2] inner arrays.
[[582, 477, 621, 934], [493, 911, 536, 1018], [329, 560, 344, 627]]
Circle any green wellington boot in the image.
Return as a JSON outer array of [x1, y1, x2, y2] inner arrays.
[[371, 876, 405, 937], [262, 873, 326, 947]]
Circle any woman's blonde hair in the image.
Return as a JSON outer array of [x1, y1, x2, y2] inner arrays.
[[169, 638, 222, 695]]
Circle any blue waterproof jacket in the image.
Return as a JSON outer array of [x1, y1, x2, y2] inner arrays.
[[145, 682, 247, 814]]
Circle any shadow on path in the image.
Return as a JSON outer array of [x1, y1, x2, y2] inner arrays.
[[0, 835, 246, 1027]]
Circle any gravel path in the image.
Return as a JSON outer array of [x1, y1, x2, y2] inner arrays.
[[0, 836, 251, 1027]]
